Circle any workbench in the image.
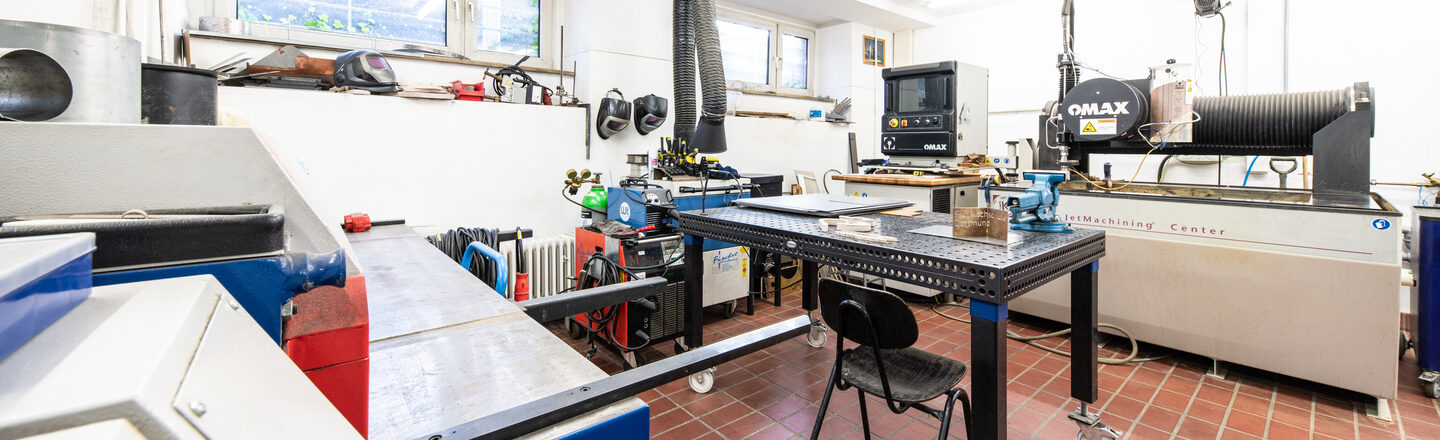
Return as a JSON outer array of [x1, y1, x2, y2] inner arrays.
[[352, 225, 647, 440], [676, 206, 1107, 439]]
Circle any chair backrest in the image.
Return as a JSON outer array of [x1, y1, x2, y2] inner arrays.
[[794, 170, 822, 194], [817, 278, 918, 349]]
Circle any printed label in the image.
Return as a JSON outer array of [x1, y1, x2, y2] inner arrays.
[[1080, 118, 1117, 135]]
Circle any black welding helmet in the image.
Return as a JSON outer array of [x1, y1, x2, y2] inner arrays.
[[632, 94, 668, 135], [596, 89, 632, 139], [334, 50, 399, 93]]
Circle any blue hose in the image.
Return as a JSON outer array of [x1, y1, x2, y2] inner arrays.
[[1242, 156, 1259, 186], [461, 242, 508, 296]]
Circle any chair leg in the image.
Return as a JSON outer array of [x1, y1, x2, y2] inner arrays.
[[810, 364, 842, 440], [937, 388, 974, 440], [857, 392, 871, 440]]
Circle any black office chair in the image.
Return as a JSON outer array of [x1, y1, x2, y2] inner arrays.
[[810, 278, 972, 440]]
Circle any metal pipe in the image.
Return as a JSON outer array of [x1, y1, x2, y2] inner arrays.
[[0, 48, 72, 121]]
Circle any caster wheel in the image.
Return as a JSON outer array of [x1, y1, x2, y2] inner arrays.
[[1424, 381, 1440, 399], [722, 300, 737, 318], [1401, 332, 1410, 360], [806, 325, 827, 348], [689, 368, 716, 393], [673, 342, 687, 354], [567, 320, 585, 340]]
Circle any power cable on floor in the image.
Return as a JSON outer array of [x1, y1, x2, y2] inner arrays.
[[929, 298, 1170, 365]]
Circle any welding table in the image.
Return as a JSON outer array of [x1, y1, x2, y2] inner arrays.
[[677, 207, 1107, 439]]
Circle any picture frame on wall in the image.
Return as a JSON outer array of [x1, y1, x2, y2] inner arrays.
[[863, 35, 885, 66]]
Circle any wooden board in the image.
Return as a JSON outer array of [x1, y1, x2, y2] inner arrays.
[[831, 173, 984, 187]]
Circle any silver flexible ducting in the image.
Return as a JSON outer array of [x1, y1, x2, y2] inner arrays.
[[672, 0, 696, 141]]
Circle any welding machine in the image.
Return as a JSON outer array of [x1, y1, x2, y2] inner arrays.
[[570, 227, 686, 368]]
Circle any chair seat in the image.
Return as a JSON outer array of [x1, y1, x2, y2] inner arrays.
[[840, 346, 967, 403]]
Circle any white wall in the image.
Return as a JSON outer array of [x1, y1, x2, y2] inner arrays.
[[3, 1, 868, 237], [912, 0, 1440, 212]]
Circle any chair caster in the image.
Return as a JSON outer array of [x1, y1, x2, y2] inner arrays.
[[689, 367, 717, 393], [1070, 406, 1122, 440], [1421, 370, 1440, 399], [806, 324, 827, 348]]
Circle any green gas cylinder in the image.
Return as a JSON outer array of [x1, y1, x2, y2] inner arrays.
[[580, 185, 608, 222]]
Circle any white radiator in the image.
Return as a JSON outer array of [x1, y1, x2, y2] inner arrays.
[[501, 234, 574, 299]]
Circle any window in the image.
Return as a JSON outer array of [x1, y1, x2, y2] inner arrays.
[[717, 10, 815, 95], [201, 0, 553, 67]]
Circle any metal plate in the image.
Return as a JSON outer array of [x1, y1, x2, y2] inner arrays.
[[351, 226, 518, 341], [678, 207, 1104, 302], [172, 283, 361, 439], [733, 194, 913, 216], [909, 224, 1024, 247], [368, 312, 644, 440]]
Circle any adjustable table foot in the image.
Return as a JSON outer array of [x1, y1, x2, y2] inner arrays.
[[1070, 405, 1122, 440]]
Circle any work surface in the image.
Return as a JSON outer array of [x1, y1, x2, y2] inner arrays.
[[351, 225, 644, 440], [678, 206, 1105, 302], [832, 173, 985, 186]]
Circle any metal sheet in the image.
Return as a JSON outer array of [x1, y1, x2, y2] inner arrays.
[[171, 282, 361, 439], [909, 224, 1023, 247], [351, 226, 517, 341], [733, 193, 913, 216], [0, 20, 140, 123], [368, 312, 644, 440]]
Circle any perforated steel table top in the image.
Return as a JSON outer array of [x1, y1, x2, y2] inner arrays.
[[678, 207, 1105, 303]]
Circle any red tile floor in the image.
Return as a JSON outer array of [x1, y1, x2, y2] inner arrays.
[[547, 294, 1435, 439]]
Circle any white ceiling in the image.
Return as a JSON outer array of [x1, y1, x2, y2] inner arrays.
[[718, 0, 1024, 30]]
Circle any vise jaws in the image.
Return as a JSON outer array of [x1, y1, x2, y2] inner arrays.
[[1005, 171, 1074, 233]]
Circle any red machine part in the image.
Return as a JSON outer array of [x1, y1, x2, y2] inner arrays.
[[572, 228, 639, 348], [513, 273, 531, 301], [343, 213, 372, 232], [451, 80, 486, 102], [284, 276, 370, 437]]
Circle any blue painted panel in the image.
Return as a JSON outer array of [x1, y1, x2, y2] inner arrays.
[[969, 300, 1009, 322], [0, 254, 92, 361], [558, 404, 649, 440], [93, 251, 345, 345], [1417, 217, 1440, 371]]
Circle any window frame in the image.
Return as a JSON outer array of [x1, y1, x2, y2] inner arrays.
[[190, 0, 557, 69], [716, 7, 817, 96]]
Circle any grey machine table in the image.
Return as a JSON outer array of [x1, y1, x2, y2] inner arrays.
[[352, 225, 647, 439], [676, 207, 1108, 439]]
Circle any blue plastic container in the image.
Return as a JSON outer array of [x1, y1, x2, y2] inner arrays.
[[0, 233, 95, 361]]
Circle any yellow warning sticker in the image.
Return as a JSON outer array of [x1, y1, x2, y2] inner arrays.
[[1080, 118, 1116, 135]]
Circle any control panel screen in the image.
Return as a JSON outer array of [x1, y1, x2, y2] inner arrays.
[[897, 77, 946, 113]]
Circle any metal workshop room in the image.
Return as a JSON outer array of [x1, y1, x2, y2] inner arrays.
[[2, 0, 1438, 439]]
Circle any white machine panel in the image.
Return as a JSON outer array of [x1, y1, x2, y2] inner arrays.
[[703, 247, 750, 307], [0, 276, 361, 439], [989, 187, 1402, 398], [19, 420, 145, 440]]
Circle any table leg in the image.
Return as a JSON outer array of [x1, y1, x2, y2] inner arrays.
[[801, 260, 818, 312], [771, 253, 782, 306], [970, 300, 1008, 439], [684, 234, 705, 348], [1067, 261, 1121, 440], [1071, 261, 1098, 403]]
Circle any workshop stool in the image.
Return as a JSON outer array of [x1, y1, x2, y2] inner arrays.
[[810, 278, 972, 440]]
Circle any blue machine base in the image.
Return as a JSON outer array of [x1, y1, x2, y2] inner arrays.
[[558, 404, 649, 439]]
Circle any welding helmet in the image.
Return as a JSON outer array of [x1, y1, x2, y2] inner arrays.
[[632, 94, 668, 135], [596, 89, 632, 139], [333, 50, 399, 93]]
